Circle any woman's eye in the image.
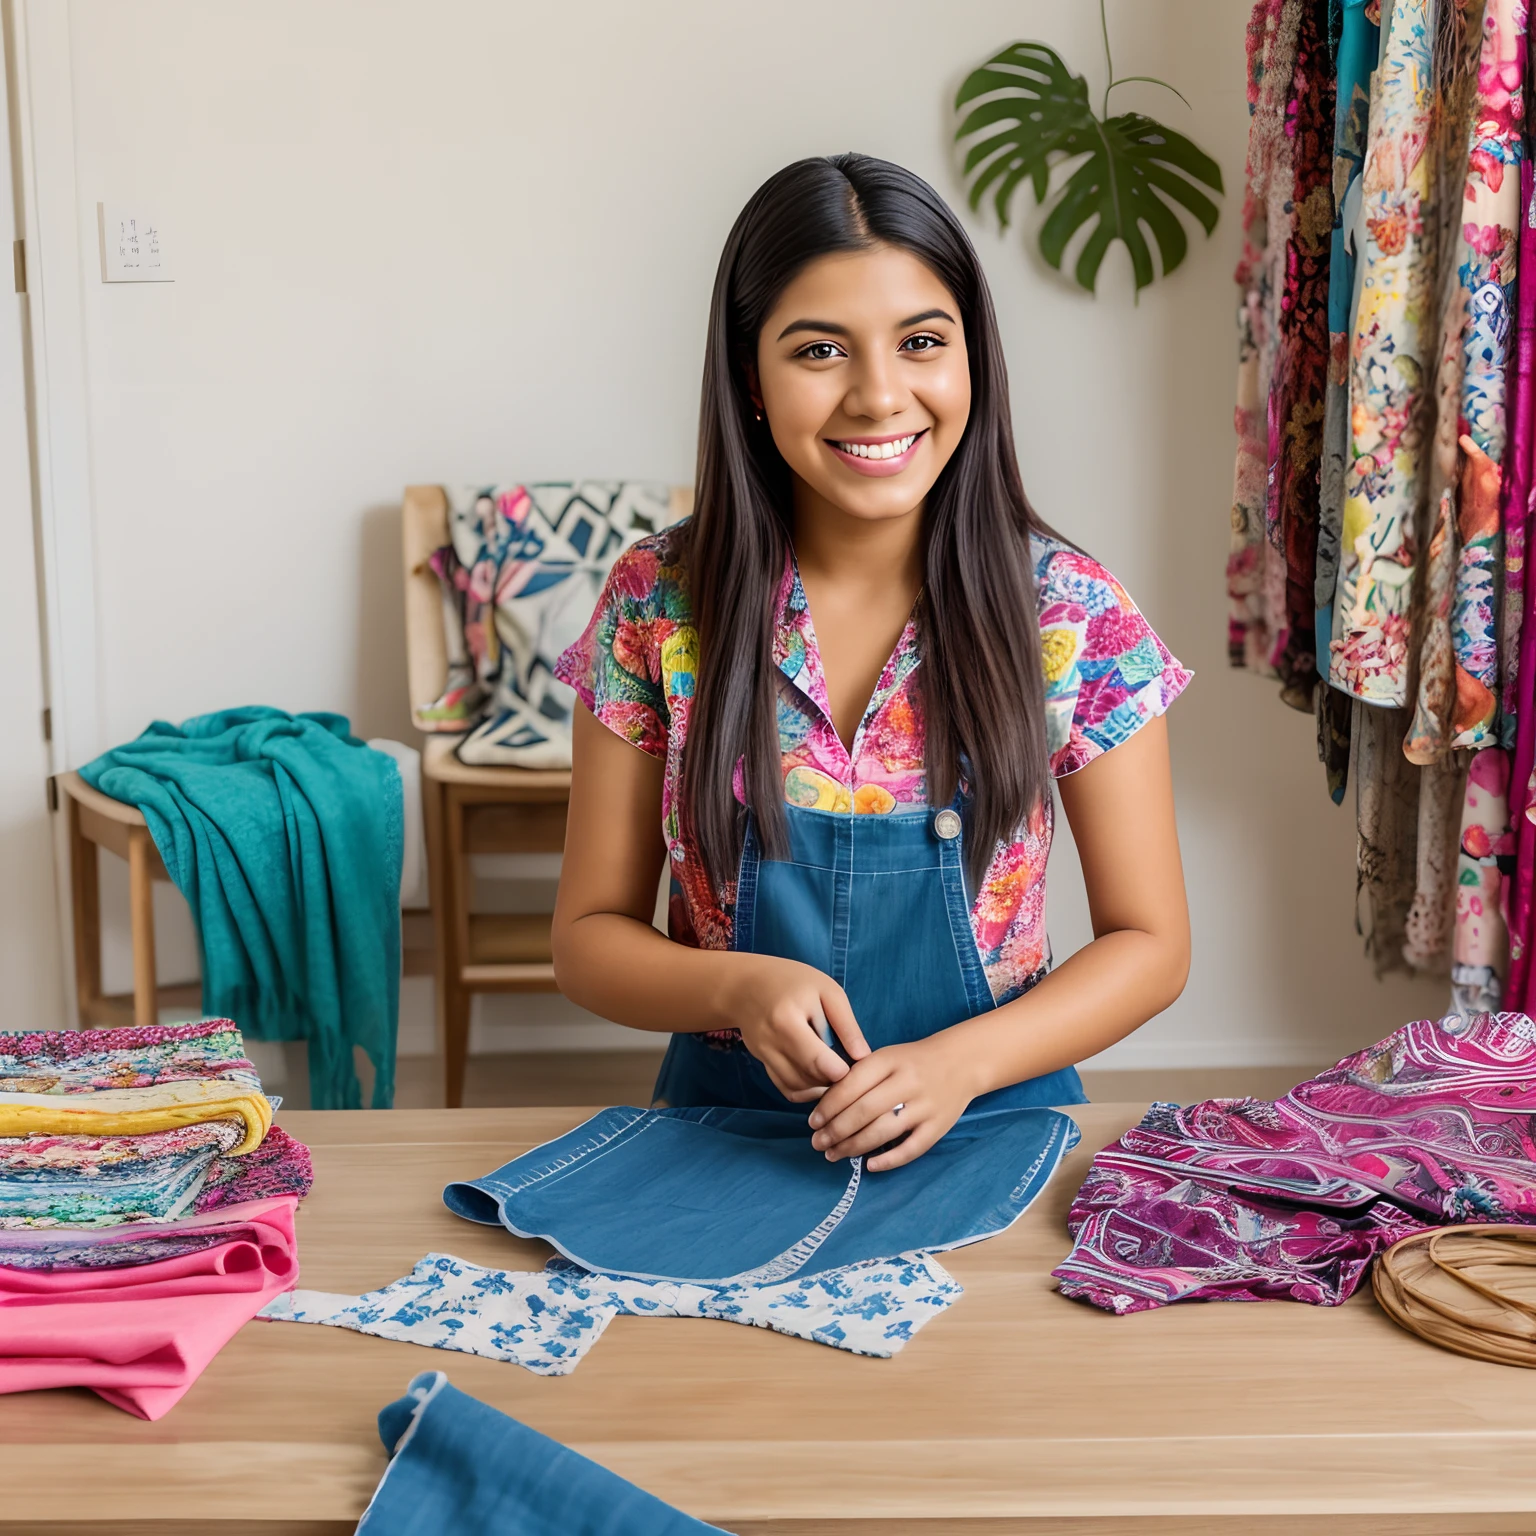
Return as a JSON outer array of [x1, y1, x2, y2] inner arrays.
[[900, 332, 944, 353], [797, 341, 844, 362]]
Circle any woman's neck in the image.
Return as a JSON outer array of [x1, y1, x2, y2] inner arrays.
[[788, 478, 925, 604], [788, 478, 927, 749]]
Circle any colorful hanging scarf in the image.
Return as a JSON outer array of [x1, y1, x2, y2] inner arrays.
[[1229, 0, 1303, 675], [1317, 0, 1383, 657], [1315, 0, 1383, 803], [1449, 748, 1515, 1018], [1508, 170, 1536, 1010], [1501, 159, 1536, 753], [1403, 0, 1498, 768], [1330, 0, 1437, 704], [1266, 0, 1338, 706], [1451, 0, 1527, 749]]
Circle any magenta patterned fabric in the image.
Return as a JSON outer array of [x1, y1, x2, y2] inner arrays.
[[1052, 1012, 1536, 1314]]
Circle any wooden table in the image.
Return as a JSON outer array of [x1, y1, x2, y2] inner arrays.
[[4, 1103, 1536, 1534]]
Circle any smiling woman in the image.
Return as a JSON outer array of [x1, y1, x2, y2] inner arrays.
[[551, 153, 1193, 1173]]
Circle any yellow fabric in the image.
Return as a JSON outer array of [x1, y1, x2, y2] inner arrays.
[[0, 1078, 272, 1155]]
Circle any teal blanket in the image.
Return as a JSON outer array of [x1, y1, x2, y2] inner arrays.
[[81, 707, 402, 1109]]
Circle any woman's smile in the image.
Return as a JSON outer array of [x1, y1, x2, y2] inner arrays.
[[824, 427, 929, 477]]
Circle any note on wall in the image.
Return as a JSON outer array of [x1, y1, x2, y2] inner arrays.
[[97, 204, 174, 282]]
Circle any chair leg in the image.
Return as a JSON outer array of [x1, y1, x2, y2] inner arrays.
[[442, 790, 474, 1108], [443, 980, 472, 1110], [68, 798, 103, 1025], [127, 827, 159, 1028]]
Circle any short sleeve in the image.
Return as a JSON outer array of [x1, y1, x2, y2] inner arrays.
[[554, 540, 671, 759], [1034, 545, 1192, 777]]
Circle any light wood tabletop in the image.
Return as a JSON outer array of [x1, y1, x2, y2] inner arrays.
[[3, 1102, 1536, 1534]]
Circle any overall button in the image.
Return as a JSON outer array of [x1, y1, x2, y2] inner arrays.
[[933, 809, 962, 840]]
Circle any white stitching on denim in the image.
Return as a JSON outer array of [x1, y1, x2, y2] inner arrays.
[[486, 1107, 652, 1199], [720, 1156, 863, 1285], [1007, 1115, 1067, 1202]]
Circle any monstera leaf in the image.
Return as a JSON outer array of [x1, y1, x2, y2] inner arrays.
[[955, 40, 1223, 294]]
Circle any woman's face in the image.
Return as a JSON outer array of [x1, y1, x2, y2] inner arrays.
[[753, 243, 971, 523]]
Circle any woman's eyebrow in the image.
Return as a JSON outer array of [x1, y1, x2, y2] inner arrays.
[[776, 318, 850, 341], [775, 308, 957, 342]]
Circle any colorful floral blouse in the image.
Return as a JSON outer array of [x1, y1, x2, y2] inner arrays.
[[555, 530, 1191, 1004]]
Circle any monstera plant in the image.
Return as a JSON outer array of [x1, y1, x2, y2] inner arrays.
[[954, 0, 1223, 294]]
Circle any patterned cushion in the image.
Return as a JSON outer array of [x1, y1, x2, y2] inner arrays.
[[417, 482, 679, 769]]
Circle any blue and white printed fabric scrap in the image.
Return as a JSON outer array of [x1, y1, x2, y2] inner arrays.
[[257, 1249, 962, 1376]]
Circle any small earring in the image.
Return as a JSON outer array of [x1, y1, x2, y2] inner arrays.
[[753, 407, 765, 423]]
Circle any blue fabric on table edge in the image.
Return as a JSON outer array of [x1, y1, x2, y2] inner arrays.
[[359, 1370, 726, 1535], [79, 706, 402, 1110], [443, 1104, 1079, 1284]]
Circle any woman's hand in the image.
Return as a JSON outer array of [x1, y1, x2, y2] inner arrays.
[[720, 956, 871, 1102], [806, 1033, 980, 1170]]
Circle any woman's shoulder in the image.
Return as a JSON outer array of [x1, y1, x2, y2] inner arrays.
[[1028, 532, 1124, 606], [1028, 532, 1151, 652], [1026, 531, 1192, 774], [600, 523, 694, 620]]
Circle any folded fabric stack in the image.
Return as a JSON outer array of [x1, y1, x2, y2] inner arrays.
[[0, 1020, 312, 1418]]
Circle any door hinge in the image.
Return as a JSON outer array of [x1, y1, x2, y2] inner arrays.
[[12, 240, 24, 295], [46, 776, 58, 813], [41, 707, 51, 742]]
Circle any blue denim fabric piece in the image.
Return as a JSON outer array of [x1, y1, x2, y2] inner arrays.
[[358, 1371, 726, 1535], [444, 1103, 1077, 1284]]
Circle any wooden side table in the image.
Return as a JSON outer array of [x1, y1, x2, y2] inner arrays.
[[55, 771, 198, 1028]]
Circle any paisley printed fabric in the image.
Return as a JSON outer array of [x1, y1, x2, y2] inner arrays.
[[555, 529, 1190, 1003], [259, 1249, 962, 1375], [1330, 0, 1436, 705], [1053, 1011, 1536, 1314]]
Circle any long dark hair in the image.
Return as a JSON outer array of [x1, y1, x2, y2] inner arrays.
[[677, 152, 1061, 892]]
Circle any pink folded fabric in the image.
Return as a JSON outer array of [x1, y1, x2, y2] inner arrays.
[[0, 1195, 297, 1419]]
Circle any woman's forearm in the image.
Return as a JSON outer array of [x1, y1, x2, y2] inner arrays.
[[553, 911, 750, 1036], [946, 925, 1190, 1099]]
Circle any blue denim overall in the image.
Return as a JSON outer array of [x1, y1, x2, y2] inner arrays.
[[444, 792, 1085, 1285], [652, 797, 1088, 1113]]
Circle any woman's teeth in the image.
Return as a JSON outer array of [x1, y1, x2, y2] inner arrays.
[[834, 433, 919, 460]]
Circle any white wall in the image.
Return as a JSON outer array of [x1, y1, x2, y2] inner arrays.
[[0, 29, 64, 1032], [32, 0, 1447, 1065]]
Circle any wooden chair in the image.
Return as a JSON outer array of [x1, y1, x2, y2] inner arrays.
[[57, 772, 201, 1027], [401, 484, 691, 1107], [58, 772, 434, 1032]]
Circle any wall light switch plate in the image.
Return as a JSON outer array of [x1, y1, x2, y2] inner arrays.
[[98, 204, 173, 282]]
